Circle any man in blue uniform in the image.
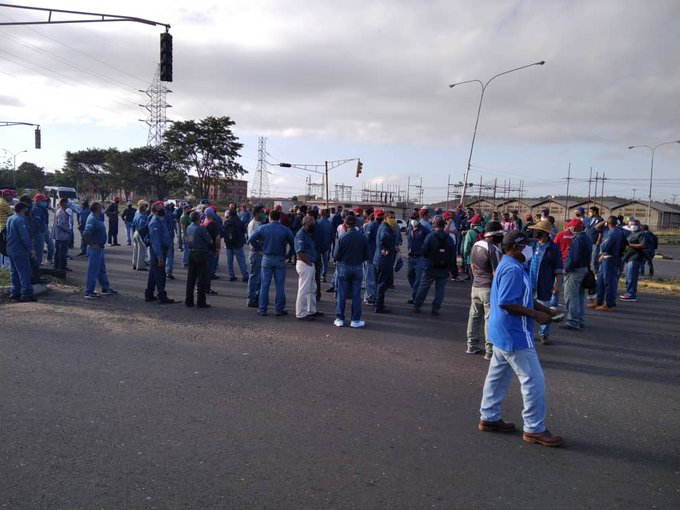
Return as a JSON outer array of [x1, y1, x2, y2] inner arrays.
[[373, 210, 398, 313], [479, 230, 563, 447], [294, 215, 320, 321], [413, 218, 455, 316], [6, 202, 36, 301], [145, 201, 176, 304], [249, 209, 294, 316], [589, 216, 627, 311], [184, 211, 212, 308], [77, 199, 91, 256], [406, 213, 431, 304], [82, 202, 117, 298], [333, 214, 370, 327]]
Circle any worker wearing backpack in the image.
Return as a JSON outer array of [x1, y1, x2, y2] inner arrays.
[[412, 218, 456, 316]]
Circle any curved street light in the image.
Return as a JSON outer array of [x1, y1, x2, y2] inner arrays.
[[449, 60, 545, 205], [2, 148, 28, 188], [628, 140, 680, 225]]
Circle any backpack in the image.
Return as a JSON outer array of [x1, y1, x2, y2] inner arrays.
[[430, 235, 452, 269], [0, 226, 7, 256], [222, 220, 237, 247]]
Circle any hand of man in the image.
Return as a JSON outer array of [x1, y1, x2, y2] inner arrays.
[[535, 311, 552, 325]]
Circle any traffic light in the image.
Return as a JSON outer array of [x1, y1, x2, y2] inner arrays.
[[279, 163, 292, 168], [34, 127, 41, 149], [355, 159, 363, 178], [160, 32, 173, 82]]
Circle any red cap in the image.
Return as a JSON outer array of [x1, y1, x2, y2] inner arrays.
[[566, 218, 584, 228], [470, 214, 482, 225], [374, 208, 385, 216], [274, 204, 282, 211], [34, 193, 47, 202], [443, 211, 453, 220], [155, 200, 165, 208]]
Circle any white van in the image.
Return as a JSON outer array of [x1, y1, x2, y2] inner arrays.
[[44, 186, 78, 208]]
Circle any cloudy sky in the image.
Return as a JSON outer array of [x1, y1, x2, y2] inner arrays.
[[1, 0, 679, 204]]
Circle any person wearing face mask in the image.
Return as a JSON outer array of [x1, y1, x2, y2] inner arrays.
[[363, 209, 384, 305], [246, 205, 265, 307], [589, 216, 627, 311], [466, 220, 504, 359], [526, 220, 563, 345], [145, 201, 176, 304], [5, 202, 36, 301], [82, 202, 117, 299], [620, 219, 646, 302], [478, 230, 562, 447], [406, 213, 431, 304], [373, 210, 398, 313]]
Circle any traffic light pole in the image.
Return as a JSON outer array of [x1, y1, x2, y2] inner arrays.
[[274, 158, 361, 209]]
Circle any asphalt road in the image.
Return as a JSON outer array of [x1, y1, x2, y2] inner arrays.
[[1, 236, 679, 509]]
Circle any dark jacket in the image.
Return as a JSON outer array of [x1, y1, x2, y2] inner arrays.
[[564, 232, 593, 272], [422, 229, 456, 274], [222, 215, 247, 248]]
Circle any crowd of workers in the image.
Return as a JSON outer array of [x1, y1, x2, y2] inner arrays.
[[0, 188, 661, 447]]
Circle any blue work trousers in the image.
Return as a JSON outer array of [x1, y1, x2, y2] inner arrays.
[[85, 246, 110, 295], [166, 238, 175, 275], [363, 261, 376, 303], [259, 255, 287, 314], [33, 232, 45, 267], [8, 251, 33, 298], [146, 249, 168, 300], [414, 269, 447, 311], [374, 265, 393, 310], [336, 264, 363, 322], [321, 249, 331, 280], [125, 221, 134, 244], [407, 255, 426, 300], [564, 267, 587, 328], [227, 246, 249, 279], [625, 259, 642, 299], [54, 239, 69, 271], [595, 257, 620, 307]]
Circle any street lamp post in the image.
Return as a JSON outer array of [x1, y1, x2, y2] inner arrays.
[[628, 140, 680, 225], [449, 60, 545, 206], [2, 148, 28, 188]]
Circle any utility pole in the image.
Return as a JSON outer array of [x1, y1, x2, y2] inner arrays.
[[445, 174, 450, 210], [632, 188, 637, 201], [564, 162, 571, 222], [587, 167, 593, 205], [478, 176, 483, 200], [492, 178, 497, 208], [671, 194, 677, 205], [600, 173, 606, 211], [593, 172, 599, 206]]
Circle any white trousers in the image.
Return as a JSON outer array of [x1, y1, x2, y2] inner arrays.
[[132, 231, 147, 269], [295, 260, 317, 318]]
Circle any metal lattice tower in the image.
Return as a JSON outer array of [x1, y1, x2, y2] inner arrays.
[[253, 136, 270, 199], [139, 65, 172, 146]]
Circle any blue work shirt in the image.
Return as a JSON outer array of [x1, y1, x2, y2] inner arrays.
[[333, 228, 369, 266], [30, 203, 48, 235], [600, 226, 627, 259], [6, 212, 33, 254], [373, 222, 397, 268], [249, 221, 294, 257], [564, 232, 593, 271], [78, 206, 91, 230], [148, 214, 171, 256], [185, 222, 212, 250], [365, 220, 381, 259], [295, 228, 317, 263], [164, 208, 176, 239], [83, 211, 107, 246], [488, 255, 535, 352], [317, 217, 334, 251], [529, 240, 563, 301], [133, 210, 149, 231], [407, 223, 430, 256]]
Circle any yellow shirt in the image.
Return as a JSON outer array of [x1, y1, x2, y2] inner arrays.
[[0, 197, 12, 229]]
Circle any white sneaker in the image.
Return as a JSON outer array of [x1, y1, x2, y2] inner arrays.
[[350, 320, 365, 328], [333, 319, 344, 327]]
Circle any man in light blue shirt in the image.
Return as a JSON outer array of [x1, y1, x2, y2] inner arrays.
[[479, 230, 563, 447], [249, 209, 294, 316]]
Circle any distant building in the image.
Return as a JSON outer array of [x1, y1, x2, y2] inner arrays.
[[207, 178, 248, 205], [610, 200, 680, 229]]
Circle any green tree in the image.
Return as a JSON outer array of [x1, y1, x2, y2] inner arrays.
[[162, 116, 246, 199], [62, 148, 113, 200], [14, 162, 47, 190], [129, 145, 187, 200]]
